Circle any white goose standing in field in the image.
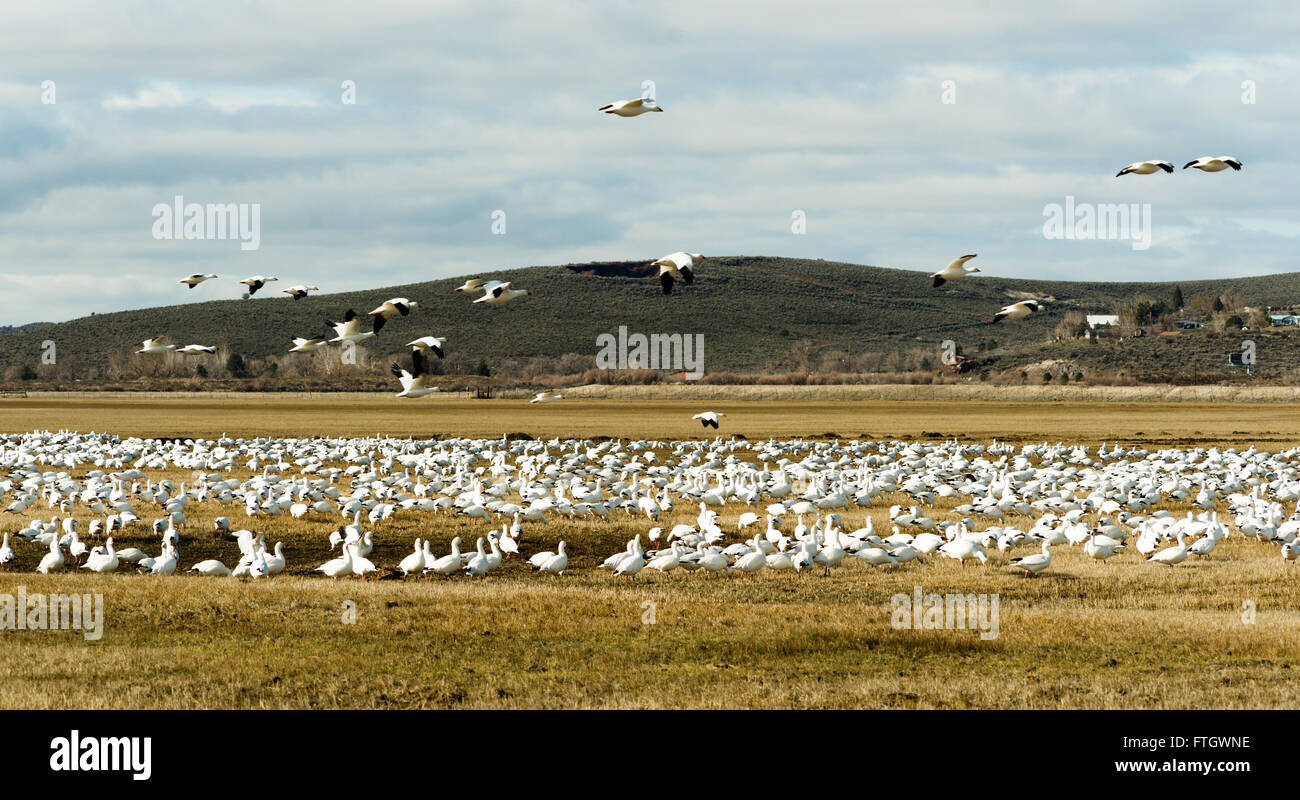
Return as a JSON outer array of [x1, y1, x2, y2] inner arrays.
[[1148, 532, 1190, 566], [179, 273, 219, 289], [426, 537, 463, 577], [81, 538, 119, 574], [1116, 160, 1174, 176], [651, 251, 703, 294], [473, 281, 530, 306], [1184, 156, 1243, 172], [1009, 540, 1053, 577], [992, 300, 1041, 323], [1084, 534, 1124, 563], [329, 309, 376, 345], [599, 97, 663, 117], [314, 547, 354, 580], [190, 559, 233, 577], [929, 254, 980, 287], [368, 298, 419, 334], [281, 284, 319, 300], [535, 541, 568, 576], [398, 539, 425, 577], [0, 532, 14, 569], [239, 275, 278, 297]]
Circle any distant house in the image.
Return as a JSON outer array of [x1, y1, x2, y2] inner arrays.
[[1086, 314, 1119, 329], [1270, 314, 1300, 326], [1174, 320, 1204, 330]]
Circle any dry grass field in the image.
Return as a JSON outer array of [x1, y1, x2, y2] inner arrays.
[[0, 389, 1298, 709]]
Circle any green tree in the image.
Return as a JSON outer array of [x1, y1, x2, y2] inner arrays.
[[475, 359, 491, 377], [196, 365, 208, 378], [1213, 296, 1225, 312], [20, 365, 37, 381], [1171, 285, 1185, 311]]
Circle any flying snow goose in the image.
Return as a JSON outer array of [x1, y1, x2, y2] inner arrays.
[[392, 349, 437, 399], [179, 273, 218, 289], [1184, 156, 1243, 172], [138, 336, 176, 354], [992, 300, 1041, 323], [652, 252, 703, 294], [473, 281, 530, 306], [329, 309, 376, 344], [176, 344, 216, 355], [692, 412, 726, 429], [239, 275, 278, 296], [289, 336, 329, 353], [930, 254, 980, 287], [599, 97, 663, 116], [281, 284, 319, 300], [407, 336, 446, 359], [368, 298, 419, 334], [455, 278, 488, 293], [1116, 160, 1174, 176], [530, 392, 564, 404]]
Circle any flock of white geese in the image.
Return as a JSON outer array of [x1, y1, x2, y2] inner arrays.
[[0, 431, 1297, 582]]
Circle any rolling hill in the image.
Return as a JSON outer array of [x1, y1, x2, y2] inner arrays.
[[2, 256, 1298, 385]]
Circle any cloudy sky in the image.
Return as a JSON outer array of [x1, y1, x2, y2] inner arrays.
[[1, 0, 1297, 324]]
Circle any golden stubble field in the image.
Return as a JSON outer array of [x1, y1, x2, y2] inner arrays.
[[0, 389, 1298, 709]]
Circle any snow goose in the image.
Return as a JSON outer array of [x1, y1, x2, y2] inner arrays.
[[407, 336, 446, 359], [473, 281, 530, 306], [1009, 540, 1052, 577], [398, 539, 425, 577], [0, 532, 12, 569], [179, 273, 219, 289], [368, 298, 419, 334], [1084, 535, 1124, 563], [190, 559, 233, 577], [692, 412, 726, 429], [289, 336, 329, 353], [992, 300, 1041, 323], [733, 537, 768, 577], [350, 544, 378, 579], [263, 542, 286, 575], [392, 350, 437, 399], [1148, 532, 1189, 566], [239, 275, 278, 296], [599, 97, 663, 116], [938, 537, 988, 566], [464, 537, 491, 577], [314, 547, 353, 579], [1116, 160, 1173, 176], [651, 252, 703, 294], [1282, 540, 1299, 565], [1184, 156, 1243, 172], [930, 254, 980, 287], [613, 539, 647, 581], [530, 392, 564, 404], [647, 542, 683, 576], [81, 537, 119, 574], [426, 537, 463, 577], [176, 344, 216, 355], [281, 284, 319, 300], [536, 541, 568, 576], [329, 309, 376, 344], [138, 336, 176, 354], [455, 278, 488, 293]]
